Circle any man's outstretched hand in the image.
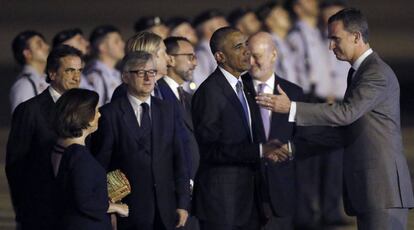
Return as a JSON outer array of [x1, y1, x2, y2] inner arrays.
[[256, 85, 291, 114]]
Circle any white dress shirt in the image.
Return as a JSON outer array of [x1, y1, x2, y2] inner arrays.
[[127, 93, 151, 126], [163, 76, 181, 100], [49, 86, 62, 103]]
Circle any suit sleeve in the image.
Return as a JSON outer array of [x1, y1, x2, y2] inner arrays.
[[91, 108, 115, 170], [70, 152, 109, 220], [192, 87, 260, 165], [5, 103, 35, 220], [172, 105, 191, 210], [296, 68, 387, 126]]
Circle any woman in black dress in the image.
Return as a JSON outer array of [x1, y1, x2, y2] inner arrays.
[[51, 88, 128, 230]]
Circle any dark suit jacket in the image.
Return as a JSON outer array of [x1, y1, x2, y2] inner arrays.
[[55, 144, 111, 230], [92, 95, 190, 230], [191, 68, 264, 226], [6, 88, 57, 229], [157, 78, 200, 179], [243, 73, 304, 217], [295, 52, 414, 214]]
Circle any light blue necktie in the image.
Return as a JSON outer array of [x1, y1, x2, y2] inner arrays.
[[258, 83, 270, 140]]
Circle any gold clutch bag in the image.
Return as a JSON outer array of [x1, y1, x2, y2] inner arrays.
[[107, 169, 131, 203]]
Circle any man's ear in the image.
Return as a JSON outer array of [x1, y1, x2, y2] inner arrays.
[[23, 49, 32, 61], [167, 55, 175, 68], [354, 31, 362, 44], [121, 74, 128, 83], [48, 71, 57, 81], [214, 51, 225, 64]]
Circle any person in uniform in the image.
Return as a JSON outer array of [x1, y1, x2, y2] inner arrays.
[[10, 30, 50, 113]]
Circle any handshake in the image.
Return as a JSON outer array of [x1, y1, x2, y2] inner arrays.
[[262, 139, 292, 163]]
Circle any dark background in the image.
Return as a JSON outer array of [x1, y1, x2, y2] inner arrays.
[[1, 0, 413, 127]]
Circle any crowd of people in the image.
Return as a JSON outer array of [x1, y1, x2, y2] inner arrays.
[[5, 0, 414, 230]]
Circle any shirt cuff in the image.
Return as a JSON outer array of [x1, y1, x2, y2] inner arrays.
[[288, 102, 297, 122]]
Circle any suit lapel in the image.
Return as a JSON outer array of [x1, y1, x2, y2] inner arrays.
[[269, 77, 286, 139], [215, 69, 250, 134], [120, 97, 146, 144], [346, 52, 376, 97], [242, 73, 265, 142], [158, 78, 194, 131]]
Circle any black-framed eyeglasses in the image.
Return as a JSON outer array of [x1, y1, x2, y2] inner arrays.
[[170, 53, 196, 61], [126, 69, 157, 78]]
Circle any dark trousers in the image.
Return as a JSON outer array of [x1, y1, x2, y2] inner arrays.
[[199, 203, 261, 230], [356, 208, 408, 230], [262, 215, 293, 230]]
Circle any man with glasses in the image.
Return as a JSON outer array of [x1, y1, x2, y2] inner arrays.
[[92, 51, 190, 230], [158, 36, 200, 230]]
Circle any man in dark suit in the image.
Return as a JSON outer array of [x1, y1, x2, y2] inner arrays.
[[191, 27, 290, 230], [158, 36, 200, 230], [6, 45, 83, 230], [242, 31, 304, 230], [260, 8, 414, 230], [92, 51, 190, 230], [159, 36, 199, 185]]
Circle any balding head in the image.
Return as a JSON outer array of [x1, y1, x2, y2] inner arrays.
[[248, 32, 277, 81]]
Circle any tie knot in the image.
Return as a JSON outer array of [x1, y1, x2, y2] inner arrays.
[[258, 83, 267, 93], [141, 102, 149, 112], [236, 81, 243, 92]]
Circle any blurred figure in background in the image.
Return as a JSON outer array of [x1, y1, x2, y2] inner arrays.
[[166, 17, 199, 45], [286, 0, 332, 100], [6, 45, 82, 230], [10, 30, 50, 113], [84, 25, 125, 106], [134, 16, 170, 39], [227, 8, 261, 36], [52, 28, 93, 90], [191, 9, 228, 91], [256, 1, 297, 85], [52, 28, 90, 56]]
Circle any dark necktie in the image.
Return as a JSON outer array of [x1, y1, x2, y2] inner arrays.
[[177, 86, 187, 109], [258, 83, 270, 140], [140, 102, 152, 153], [236, 81, 250, 128], [346, 68, 355, 92], [153, 83, 163, 100]]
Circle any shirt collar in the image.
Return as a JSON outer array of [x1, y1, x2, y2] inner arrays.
[[48, 86, 62, 103], [163, 76, 181, 99], [253, 73, 275, 92], [219, 67, 243, 89], [22, 65, 45, 79], [352, 48, 373, 71], [127, 93, 151, 111]]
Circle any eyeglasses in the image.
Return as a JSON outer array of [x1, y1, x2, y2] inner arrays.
[[126, 69, 157, 78], [170, 53, 196, 61]]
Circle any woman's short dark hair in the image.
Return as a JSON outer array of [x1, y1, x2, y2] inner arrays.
[[54, 88, 99, 138]]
